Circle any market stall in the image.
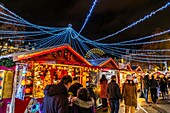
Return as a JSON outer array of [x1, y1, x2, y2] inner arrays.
[[166, 71, 170, 87], [10, 44, 100, 113], [0, 65, 15, 113], [118, 63, 133, 89], [151, 71, 166, 79], [131, 65, 144, 91], [88, 58, 119, 107]]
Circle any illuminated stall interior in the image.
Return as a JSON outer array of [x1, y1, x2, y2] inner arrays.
[[131, 66, 143, 77], [88, 58, 119, 83], [131, 65, 144, 90], [88, 58, 119, 107], [0, 70, 14, 100], [13, 44, 99, 98]]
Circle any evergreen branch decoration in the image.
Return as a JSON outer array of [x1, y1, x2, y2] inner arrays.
[[0, 58, 15, 68]]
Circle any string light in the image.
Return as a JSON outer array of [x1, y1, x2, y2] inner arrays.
[[79, 0, 97, 34], [91, 43, 170, 62], [0, 4, 62, 35], [115, 37, 170, 46], [100, 45, 170, 52], [94, 2, 170, 42], [117, 29, 170, 44], [125, 58, 164, 64], [0, 3, 170, 65], [132, 54, 170, 58], [69, 28, 170, 48], [124, 55, 170, 61]]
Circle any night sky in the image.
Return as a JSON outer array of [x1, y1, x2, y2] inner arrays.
[[1, 0, 170, 43]]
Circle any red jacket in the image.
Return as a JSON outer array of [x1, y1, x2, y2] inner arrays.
[[100, 80, 107, 98]]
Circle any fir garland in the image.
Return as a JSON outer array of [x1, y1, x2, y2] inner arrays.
[[0, 58, 15, 68]]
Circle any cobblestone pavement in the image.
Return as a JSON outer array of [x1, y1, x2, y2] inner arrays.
[[97, 92, 170, 113]]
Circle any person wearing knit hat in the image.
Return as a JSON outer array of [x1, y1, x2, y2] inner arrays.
[[122, 74, 137, 113]]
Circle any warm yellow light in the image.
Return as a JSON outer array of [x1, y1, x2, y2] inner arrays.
[[37, 81, 41, 85], [21, 80, 26, 85], [98, 87, 101, 92], [121, 59, 124, 63]]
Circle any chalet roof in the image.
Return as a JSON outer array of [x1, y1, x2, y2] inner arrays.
[[131, 65, 138, 70], [88, 58, 118, 69], [131, 65, 143, 72], [13, 44, 92, 66], [127, 64, 133, 71], [119, 64, 132, 71], [151, 71, 166, 76], [88, 58, 110, 66]]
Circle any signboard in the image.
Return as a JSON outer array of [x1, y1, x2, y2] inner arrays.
[[0, 70, 5, 100], [15, 64, 27, 100], [3, 71, 14, 98]]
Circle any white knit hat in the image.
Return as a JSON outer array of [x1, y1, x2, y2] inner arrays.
[[126, 74, 133, 80]]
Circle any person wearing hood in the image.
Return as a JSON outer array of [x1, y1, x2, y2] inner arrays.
[[42, 75, 72, 113], [122, 74, 137, 113], [72, 87, 95, 113], [68, 77, 83, 97]]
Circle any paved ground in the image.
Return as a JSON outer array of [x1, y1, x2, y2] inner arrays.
[[97, 92, 170, 113]]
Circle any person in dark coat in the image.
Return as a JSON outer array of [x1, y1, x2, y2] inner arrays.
[[42, 75, 72, 113], [159, 77, 167, 99], [68, 77, 83, 113], [107, 75, 121, 113], [87, 86, 96, 107], [150, 75, 159, 103], [163, 75, 168, 95], [68, 77, 83, 97], [72, 87, 95, 113], [142, 75, 150, 103]]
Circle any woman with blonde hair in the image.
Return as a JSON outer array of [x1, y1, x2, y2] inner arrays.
[[122, 74, 137, 113]]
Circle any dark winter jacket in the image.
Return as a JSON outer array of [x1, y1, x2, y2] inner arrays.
[[150, 79, 159, 89], [72, 97, 95, 113], [107, 80, 121, 100], [42, 82, 69, 113], [68, 83, 83, 96], [160, 79, 167, 92], [143, 78, 150, 89]]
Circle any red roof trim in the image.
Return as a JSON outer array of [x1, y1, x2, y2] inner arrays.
[[17, 45, 92, 66], [99, 58, 119, 69]]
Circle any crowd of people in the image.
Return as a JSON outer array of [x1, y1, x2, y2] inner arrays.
[[42, 75, 95, 113], [41, 73, 169, 113], [142, 74, 168, 104], [99, 74, 137, 113]]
